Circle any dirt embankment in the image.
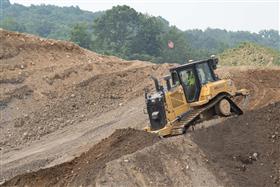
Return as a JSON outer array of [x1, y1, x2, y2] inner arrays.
[[0, 29, 171, 149], [3, 101, 280, 187], [2, 29, 280, 187], [192, 102, 280, 187], [2, 130, 224, 187], [2, 128, 160, 187], [217, 67, 280, 110]]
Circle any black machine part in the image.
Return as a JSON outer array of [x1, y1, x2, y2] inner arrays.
[[146, 92, 167, 131], [150, 76, 160, 92], [163, 75, 171, 91]]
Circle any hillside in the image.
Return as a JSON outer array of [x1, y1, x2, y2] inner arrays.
[[219, 42, 280, 66]]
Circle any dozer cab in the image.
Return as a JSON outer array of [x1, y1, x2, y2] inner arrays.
[[144, 57, 249, 136]]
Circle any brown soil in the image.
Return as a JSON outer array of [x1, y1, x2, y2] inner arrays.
[[0, 29, 170, 149], [217, 67, 280, 110], [2, 128, 160, 187], [192, 102, 280, 187], [1, 29, 280, 187]]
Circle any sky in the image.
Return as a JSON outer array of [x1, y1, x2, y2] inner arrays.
[[10, 0, 280, 32]]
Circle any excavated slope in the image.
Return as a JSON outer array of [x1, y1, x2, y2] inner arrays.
[[0, 29, 171, 149], [1, 29, 280, 187], [192, 102, 280, 187], [3, 102, 280, 187], [2, 128, 160, 187]]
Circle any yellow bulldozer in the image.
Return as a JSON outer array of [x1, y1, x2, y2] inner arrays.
[[144, 57, 249, 136]]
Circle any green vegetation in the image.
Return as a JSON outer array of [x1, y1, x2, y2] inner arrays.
[[1, 0, 279, 64], [219, 42, 280, 66], [0, 0, 102, 39], [185, 29, 280, 59], [91, 5, 189, 63], [70, 23, 91, 49]]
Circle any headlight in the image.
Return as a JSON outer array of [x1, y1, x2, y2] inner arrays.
[[151, 111, 159, 120]]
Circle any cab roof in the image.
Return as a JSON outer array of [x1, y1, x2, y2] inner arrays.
[[169, 58, 218, 72]]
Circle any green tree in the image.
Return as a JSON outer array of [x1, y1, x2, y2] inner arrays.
[[0, 17, 26, 32], [159, 26, 190, 63], [35, 20, 55, 37], [92, 5, 140, 56], [128, 15, 165, 57], [70, 23, 91, 49], [1, 0, 11, 8]]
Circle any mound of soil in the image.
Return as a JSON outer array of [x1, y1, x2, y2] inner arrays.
[[1, 128, 160, 187], [192, 102, 280, 187], [219, 42, 280, 66], [217, 67, 280, 110]]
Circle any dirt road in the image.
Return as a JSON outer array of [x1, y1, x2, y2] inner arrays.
[[1, 97, 147, 181]]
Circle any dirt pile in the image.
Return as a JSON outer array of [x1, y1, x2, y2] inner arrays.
[[216, 67, 280, 110], [192, 102, 280, 187], [219, 42, 280, 66], [1, 128, 160, 187], [94, 136, 222, 187], [2, 131, 224, 187], [0, 29, 171, 149]]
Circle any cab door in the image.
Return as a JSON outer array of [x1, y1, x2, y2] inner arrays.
[[177, 67, 201, 103]]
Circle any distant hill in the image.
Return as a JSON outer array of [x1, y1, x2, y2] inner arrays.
[[219, 42, 280, 66], [0, 0, 102, 40], [185, 29, 280, 60]]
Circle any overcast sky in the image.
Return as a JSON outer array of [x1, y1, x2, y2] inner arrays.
[[10, 0, 279, 32]]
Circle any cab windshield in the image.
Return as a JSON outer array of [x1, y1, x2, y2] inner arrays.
[[196, 63, 214, 84]]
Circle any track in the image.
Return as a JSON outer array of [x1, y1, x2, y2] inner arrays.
[[171, 94, 243, 135]]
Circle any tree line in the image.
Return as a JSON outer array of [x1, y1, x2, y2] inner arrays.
[[1, 0, 279, 64]]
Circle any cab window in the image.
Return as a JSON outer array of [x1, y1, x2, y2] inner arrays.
[[178, 68, 197, 102], [196, 63, 214, 84], [171, 72, 179, 87], [179, 69, 195, 86]]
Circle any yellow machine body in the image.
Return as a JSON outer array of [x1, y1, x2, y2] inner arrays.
[[144, 58, 249, 136]]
